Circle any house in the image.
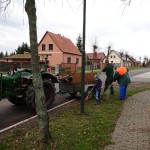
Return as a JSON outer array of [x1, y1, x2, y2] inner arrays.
[[4, 53, 31, 62], [127, 56, 141, 67], [86, 52, 105, 69], [102, 50, 141, 67], [38, 31, 82, 70], [1, 53, 32, 71], [103, 50, 132, 67]]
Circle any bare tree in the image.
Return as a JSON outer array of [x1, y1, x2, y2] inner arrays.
[[138, 56, 142, 67], [125, 51, 129, 67], [120, 0, 132, 16], [92, 39, 98, 71], [0, 0, 52, 144], [120, 50, 124, 66], [106, 45, 111, 60]]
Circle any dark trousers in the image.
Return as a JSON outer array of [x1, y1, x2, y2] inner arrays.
[[104, 79, 114, 95]]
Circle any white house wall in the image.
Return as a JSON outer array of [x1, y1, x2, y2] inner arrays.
[[102, 51, 132, 67]]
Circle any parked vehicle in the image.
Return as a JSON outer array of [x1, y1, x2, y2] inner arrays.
[[0, 68, 58, 109], [57, 72, 95, 99], [0, 66, 96, 111]]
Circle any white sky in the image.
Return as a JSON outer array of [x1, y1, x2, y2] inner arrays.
[[0, 0, 150, 60]]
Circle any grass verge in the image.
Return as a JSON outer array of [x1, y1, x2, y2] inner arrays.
[[0, 82, 150, 150]]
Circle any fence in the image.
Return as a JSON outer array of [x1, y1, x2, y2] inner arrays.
[[0, 62, 31, 72]]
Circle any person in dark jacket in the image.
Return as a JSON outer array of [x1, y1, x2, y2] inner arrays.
[[102, 59, 114, 95], [94, 73, 102, 104], [114, 67, 131, 100]]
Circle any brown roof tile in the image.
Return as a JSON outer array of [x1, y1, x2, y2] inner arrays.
[[86, 52, 105, 60], [4, 53, 31, 59], [45, 31, 82, 56]]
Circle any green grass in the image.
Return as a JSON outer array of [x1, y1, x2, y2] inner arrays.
[[0, 87, 150, 150]]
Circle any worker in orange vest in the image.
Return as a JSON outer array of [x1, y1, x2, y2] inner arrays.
[[114, 66, 131, 100]]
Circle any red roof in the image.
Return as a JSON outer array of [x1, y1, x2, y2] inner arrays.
[[39, 31, 82, 56], [86, 52, 105, 60]]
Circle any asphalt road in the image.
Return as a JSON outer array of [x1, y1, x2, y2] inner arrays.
[[0, 68, 150, 131], [0, 93, 74, 130]]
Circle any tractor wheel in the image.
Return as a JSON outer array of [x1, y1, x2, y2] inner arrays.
[[8, 97, 25, 105], [25, 80, 55, 110], [25, 85, 35, 109], [8, 92, 26, 105], [8, 98, 16, 105]]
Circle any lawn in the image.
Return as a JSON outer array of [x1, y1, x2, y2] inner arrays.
[[0, 81, 150, 150]]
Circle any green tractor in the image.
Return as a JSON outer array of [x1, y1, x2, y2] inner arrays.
[[0, 69, 58, 109]]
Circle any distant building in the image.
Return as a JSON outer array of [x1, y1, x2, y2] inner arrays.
[[86, 52, 105, 69], [4, 53, 31, 62], [102, 50, 139, 67]]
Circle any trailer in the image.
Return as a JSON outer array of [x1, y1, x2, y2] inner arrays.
[[57, 72, 96, 98]]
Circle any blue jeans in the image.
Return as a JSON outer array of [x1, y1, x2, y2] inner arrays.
[[119, 85, 127, 100], [95, 89, 100, 103]]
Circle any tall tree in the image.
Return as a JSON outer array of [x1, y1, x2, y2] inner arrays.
[[106, 45, 111, 60], [125, 51, 129, 67], [25, 0, 51, 144], [0, 0, 51, 144], [15, 42, 31, 54], [10, 51, 16, 56], [91, 39, 98, 71], [120, 50, 124, 66], [0, 51, 4, 58], [5, 51, 8, 57], [76, 34, 83, 53]]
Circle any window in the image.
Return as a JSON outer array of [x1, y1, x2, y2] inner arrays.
[[110, 55, 112, 58], [114, 55, 115, 58], [49, 44, 53, 50], [76, 58, 79, 64], [67, 57, 71, 63], [42, 44, 45, 51]]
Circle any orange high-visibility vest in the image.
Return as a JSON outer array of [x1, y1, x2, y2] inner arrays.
[[116, 66, 127, 76]]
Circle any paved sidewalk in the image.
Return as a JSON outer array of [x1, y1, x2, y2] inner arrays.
[[104, 90, 150, 150]]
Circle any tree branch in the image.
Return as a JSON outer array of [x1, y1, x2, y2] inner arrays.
[[0, 0, 11, 12], [121, 0, 132, 15]]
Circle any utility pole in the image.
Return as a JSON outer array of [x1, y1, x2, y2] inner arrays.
[[80, 0, 86, 113]]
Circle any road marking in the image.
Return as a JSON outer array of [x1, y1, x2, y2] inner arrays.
[[0, 100, 75, 134]]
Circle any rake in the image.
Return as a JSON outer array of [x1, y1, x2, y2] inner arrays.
[[85, 87, 94, 101]]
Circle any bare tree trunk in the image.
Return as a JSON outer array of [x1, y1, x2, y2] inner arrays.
[[107, 45, 111, 60], [25, 0, 52, 143]]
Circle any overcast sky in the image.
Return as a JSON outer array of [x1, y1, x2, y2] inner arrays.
[[0, 0, 150, 60]]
